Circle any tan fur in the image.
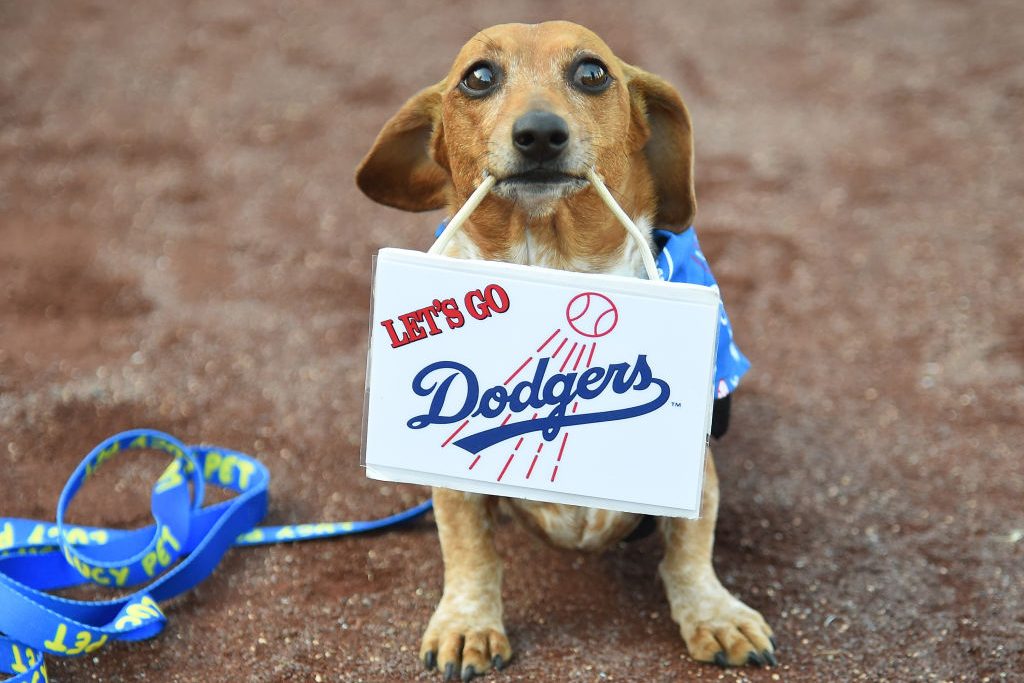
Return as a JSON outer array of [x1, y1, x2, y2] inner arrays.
[[503, 499, 644, 551], [357, 21, 775, 678]]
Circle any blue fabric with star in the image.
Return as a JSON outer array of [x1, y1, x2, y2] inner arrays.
[[434, 223, 750, 397]]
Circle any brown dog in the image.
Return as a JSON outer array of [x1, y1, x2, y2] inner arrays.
[[357, 21, 775, 680]]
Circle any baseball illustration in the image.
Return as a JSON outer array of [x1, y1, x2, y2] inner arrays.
[[565, 292, 618, 337]]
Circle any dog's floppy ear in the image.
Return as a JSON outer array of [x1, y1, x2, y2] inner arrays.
[[622, 63, 697, 230], [356, 81, 450, 212]]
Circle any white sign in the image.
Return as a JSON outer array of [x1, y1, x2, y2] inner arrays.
[[361, 248, 720, 518]]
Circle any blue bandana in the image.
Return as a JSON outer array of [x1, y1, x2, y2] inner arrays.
[[652, 227, 749, 397], [433, 223, 749, 397]]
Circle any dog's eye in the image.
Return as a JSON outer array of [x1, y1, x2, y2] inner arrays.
[[460, 62, 498, 96], [573, 60, 611, 93]]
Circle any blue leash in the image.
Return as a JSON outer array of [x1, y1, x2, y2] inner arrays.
[[0, 429, 432, 682]]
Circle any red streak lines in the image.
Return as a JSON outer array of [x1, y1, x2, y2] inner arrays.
[[573, 344, 587, 371], [550, 433, 568, 481], [526, 443, 544, 479], [497, 453, 515, 481], [572, 402, 578, 414], [587, 343, 596, 367], [504, 356, 533, 385], [559, 342, 579, 372], [526, 454, 539, 479], [500, 413, 512, 426], [514, 437, 524, 450], [556, 433, 569, 462], [468, 455, 481, 470], [551, 337, 568, 358], [441, 419, 469, 447], [537, 328, 561, 353]]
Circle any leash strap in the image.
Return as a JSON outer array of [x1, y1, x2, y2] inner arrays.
[[0, 429, 431, 682], [2, 169, 658, 682]]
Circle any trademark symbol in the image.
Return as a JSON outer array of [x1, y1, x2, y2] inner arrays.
[[671, 401, 682, 408]]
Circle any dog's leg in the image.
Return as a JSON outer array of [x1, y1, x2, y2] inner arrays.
[[421, 487, 512, 680], [659, 449, 778, 667]]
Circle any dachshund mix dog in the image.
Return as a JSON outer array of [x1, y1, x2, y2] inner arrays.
[[357, 21, 775, 680]]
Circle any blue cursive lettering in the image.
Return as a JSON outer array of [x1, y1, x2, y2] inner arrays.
[[407, 356, 670, 452]]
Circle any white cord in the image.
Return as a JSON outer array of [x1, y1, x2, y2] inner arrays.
[[584, 168, 660, 281], [427, 174, 496, 256], [427, 169, 659, 282]]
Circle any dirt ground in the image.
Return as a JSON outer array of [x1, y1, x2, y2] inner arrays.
[[2, 1, 1022, 681]]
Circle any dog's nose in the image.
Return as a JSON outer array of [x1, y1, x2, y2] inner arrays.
[[512, 111, 570, 163]]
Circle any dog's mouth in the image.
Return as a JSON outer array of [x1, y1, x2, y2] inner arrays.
[[499, 169, 585, 185], [492, 168, 588, 202]]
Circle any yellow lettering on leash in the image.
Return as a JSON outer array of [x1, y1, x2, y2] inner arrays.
[[0, 522, 13, 550], [237, 528, 265, 543], [154, 459, 185, 494], [215, 453, 236, 486], [27, 524, 46, 545], [60, 549, 129, 587], [34, 524, 110, 548], [204, 450, 222, 480], [204, 451, 256, 488], [43, 623, 107, 656], [63, 527, 88, 546], [150, 437, 184, 460], [42, 624, 69, 653], [9, 643, 29, 673], [86, 441, 120, 477], [141, 526, 181, 577], [109, 566, 129, 587], [234, 459, 255, 489], [9, 643, 49, 681], [114, 596, 163, 630]]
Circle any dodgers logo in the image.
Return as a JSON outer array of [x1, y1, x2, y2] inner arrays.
[[405, 292, 673, 483]]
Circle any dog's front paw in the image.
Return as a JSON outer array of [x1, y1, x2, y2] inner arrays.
[[672, 588, 777, 668], [420, 597, 512, 681]]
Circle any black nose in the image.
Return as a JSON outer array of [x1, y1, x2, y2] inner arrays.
[[512, 111, 570, 163]]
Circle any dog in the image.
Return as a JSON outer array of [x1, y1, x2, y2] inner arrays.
[[356, 21, 775, 680]]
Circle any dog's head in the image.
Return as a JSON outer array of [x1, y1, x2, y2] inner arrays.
[[357, 21, 696, 230]]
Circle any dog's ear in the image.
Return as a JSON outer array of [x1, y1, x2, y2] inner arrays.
[[356, 81, 450, 212], [622, 63, 697, 230]]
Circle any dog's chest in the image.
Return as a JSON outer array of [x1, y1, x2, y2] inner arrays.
[[512, 222, 651, 277], [443, 216, 653, 277]]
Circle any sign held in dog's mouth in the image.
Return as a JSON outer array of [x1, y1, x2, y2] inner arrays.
[[361, 171, 720, 517]]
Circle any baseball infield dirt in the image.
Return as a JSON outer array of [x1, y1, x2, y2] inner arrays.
[[1, 1, 1021, 681]]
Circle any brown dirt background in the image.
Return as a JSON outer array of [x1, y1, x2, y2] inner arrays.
[[2, 1, 1022, 681]]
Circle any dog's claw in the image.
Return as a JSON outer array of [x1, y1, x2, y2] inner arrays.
[[461, 665, 476, 681], [747, 651, 765, 667], [424, 651, 437, 671], [713, 651, 727, 668], [492, 654, 505, 671], [444, 662, 456, 681], [770, 635, 778, 650], [763, 649, 778, 667]]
